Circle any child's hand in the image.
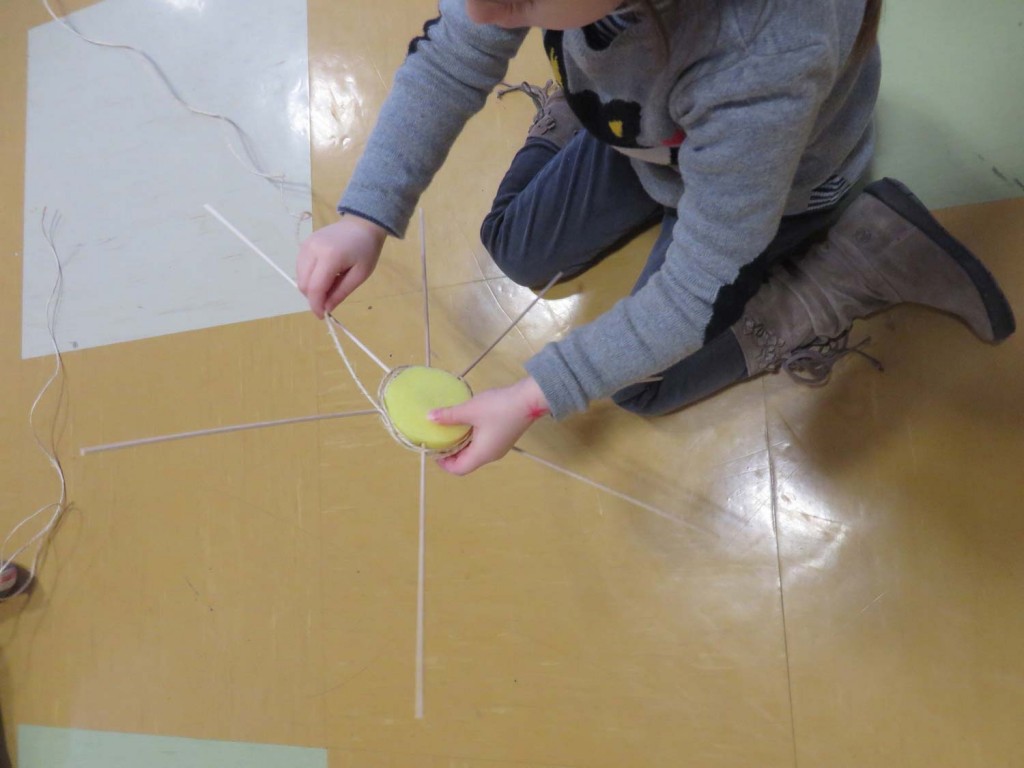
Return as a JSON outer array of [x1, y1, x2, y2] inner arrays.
[[430, 377, 550, 476], [297, 215, 388, 318]]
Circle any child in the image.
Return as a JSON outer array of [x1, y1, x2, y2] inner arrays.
[[297, 0, 1015, 475]]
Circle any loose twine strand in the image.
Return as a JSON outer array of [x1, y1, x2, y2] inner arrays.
[[324, 315, 382, 414], [39, 0, 284, 183], [1, 210, 70, 600], [7, 1, 316, 597]]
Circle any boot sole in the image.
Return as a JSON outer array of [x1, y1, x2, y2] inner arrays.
[[864, 178, 1016, 342]]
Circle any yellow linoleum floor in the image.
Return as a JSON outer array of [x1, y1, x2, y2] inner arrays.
[[2, 1, 1023, 766]]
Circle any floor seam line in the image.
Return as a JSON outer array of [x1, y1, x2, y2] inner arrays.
[[764, 382, 799, 768]]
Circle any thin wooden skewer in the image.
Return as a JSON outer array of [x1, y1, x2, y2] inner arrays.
[[415, 451, 427, 719], [510, 447, 699, 531], [79, 409, 377, 455], [203, 204, 390, 372], [459, 271, 563, 378], [420, 209, 431, 367]]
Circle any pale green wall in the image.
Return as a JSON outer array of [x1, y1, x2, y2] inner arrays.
[[19, 726, 328, 768], [873, 0, 1024, 207]]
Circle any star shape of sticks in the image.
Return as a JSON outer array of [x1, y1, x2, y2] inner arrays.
[[80, 205, 681, 719]]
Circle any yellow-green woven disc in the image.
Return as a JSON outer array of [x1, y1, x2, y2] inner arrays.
[[382, 366, 472, 450]]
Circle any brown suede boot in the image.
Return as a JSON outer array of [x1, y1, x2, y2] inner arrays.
[[497, 80, 582, 149], [732, 177, 1016, 384]]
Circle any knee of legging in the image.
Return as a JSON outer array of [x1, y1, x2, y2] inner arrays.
[[480, 212, 558, 288], [479, 207, 503, 257]]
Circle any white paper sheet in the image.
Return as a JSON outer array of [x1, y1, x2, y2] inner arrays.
[[23, 0, 312, 358]]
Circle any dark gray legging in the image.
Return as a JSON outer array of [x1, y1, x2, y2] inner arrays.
[[481, 131, 847, 416]]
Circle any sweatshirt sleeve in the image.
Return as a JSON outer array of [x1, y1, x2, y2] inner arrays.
[[524, 43, 838, 419], [339, 0, 528, 237]]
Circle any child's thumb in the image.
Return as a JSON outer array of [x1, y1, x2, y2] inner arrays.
[[429, 401, 473, 426]]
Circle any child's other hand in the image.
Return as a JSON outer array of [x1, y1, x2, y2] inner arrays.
[[430, 377, 550, 476], [297, 215, 388, 318]]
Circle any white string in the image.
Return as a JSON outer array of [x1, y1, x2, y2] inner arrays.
[[79, 408, 377, 456], [204, 204, 461, 457], [294, 210, 314, 245], [202, 204, 390, 373], [39, 0, 283, 183], [510, 447, 700, 531], [459, 271, 563, 378], [325, 317, 383, 414], [325, 316, 390, 375], [415, 450, 426, 719], [1, 210, 70, 600]]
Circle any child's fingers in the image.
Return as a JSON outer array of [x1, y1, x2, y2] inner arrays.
[[437, 430, 508, 476], [429, 400, 475, 426], [308, 257, 346, 318], [296, 247, 315, 295], [323, 263, 368, 316], [437, 443, 481, 476]]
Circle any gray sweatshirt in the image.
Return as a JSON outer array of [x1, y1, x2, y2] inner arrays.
[[339, 0, 881, 419]]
